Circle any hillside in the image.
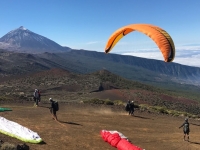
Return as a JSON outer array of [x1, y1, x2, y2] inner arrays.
[[0, 50, 198, 90], [0, 49, 200, 101], [65, 50, 200, 85], [0, 68, 200, 115], [0, 26, 199, 87]]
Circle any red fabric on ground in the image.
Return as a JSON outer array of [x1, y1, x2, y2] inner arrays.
[[107, 133, 121, 147], [117, 139, 142, 150]]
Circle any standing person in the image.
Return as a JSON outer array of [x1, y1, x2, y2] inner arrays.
[[33, 89, 40, 107], [38, 89, 41, 104], [125, 100, 130, 114], [49, 98, 59, 121], [179, 118, 190, 141], [129, 101, 135, 116]]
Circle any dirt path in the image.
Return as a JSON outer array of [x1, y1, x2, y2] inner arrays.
[[0, 102, 200, 150]]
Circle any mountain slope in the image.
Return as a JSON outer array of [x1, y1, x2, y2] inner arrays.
[[0, 26, 71, 53], [67, 50, 200, 84], [0, 68, 199, 115], [0, 49, 199, 101], [0, 26, 199, 86]]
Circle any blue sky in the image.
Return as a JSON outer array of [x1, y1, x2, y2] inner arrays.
[[0, 0, 200, 67]]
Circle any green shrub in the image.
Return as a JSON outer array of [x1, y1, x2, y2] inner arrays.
[[104, 99, 114, 105], [150, 106, 168, 114], [134, 103, 140, 108], [113, 100, 124, 106], [0, 142, 16, 150], [0, 96, 12, 101], [83, 98, 104, 104], [139, 104, 149, 109], [173, 112, 180, 117], [83, 98, 115, 105]]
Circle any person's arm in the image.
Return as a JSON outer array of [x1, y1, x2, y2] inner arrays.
[[179, 123, 184, 128]]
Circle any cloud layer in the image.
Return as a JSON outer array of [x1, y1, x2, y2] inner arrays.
[[118, 45, 200, 68]]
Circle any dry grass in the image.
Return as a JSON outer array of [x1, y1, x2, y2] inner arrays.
[[1, 102, 200, 150]]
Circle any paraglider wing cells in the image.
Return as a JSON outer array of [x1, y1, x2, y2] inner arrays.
[[105, 24, 175, 62]]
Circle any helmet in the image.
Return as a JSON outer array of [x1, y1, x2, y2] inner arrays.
[[49, 98, 52, 101], [185, 118, 188, 121], [131, 101, 134, 103]]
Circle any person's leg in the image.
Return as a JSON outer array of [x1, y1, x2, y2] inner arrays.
[[33, 97, 36, 106], [50, 109, 55, 119], [187, 133, 189, 141], [37, 98, 40, 106], [53, 111, 58, 121], [183, 133, 186, 141], [35, 98, 38, 106], [132, 110, 134, 116], [130, 109, 133, 115]]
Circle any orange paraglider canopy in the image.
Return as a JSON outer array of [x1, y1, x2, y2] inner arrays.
[[105, 24, 175, 62]]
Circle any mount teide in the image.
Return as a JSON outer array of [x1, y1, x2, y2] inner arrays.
[[0, 26, 71, 53]]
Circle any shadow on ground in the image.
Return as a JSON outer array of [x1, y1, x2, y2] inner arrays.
[[59, 121, 83, 126], [133, 115, 152, 120]]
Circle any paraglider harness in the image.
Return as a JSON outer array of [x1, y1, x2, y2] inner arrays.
[[179, 121, 190, 134], [183, 122, 189, 134], [125, 103, 130, 111], [50, 100, 59, 114]]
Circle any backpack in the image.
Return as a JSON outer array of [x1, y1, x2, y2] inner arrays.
[[53, 101, 59, 111], [125, 103, 130, 111], [184, 123, 189, 132]]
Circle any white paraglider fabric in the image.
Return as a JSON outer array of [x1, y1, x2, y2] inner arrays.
[[0, 116, 42, 143]]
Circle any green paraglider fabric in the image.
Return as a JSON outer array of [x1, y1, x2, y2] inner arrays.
[[0, 107, 12, 112]]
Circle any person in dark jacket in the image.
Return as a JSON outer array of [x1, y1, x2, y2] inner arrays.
[[129, 101, 135, 116], [49, 98, 58, 121], [125, 100, 130, 113], [33, 89, 40, 107], [179, 118, 190, 141], [38, 89, 41, 103]]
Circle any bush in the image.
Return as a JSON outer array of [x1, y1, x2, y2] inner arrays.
[[134, 103, 140, 108], [104, 99, 114, 105], [150, 106, 168, 114], [113, 100, 124, 106], [83, 98, 115, 105], [0, 142, 16, 150], [83, 98, 104, 104]]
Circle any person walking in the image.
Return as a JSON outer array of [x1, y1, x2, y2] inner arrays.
[[49, 98, 59, 121], [179, 118, 190, 141]]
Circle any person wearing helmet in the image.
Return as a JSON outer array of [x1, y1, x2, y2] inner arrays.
[[49, 98, 58, 121], [33, 89, 40, 107], [129, 101, 135, 116], [179, 118, 190, 141]]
